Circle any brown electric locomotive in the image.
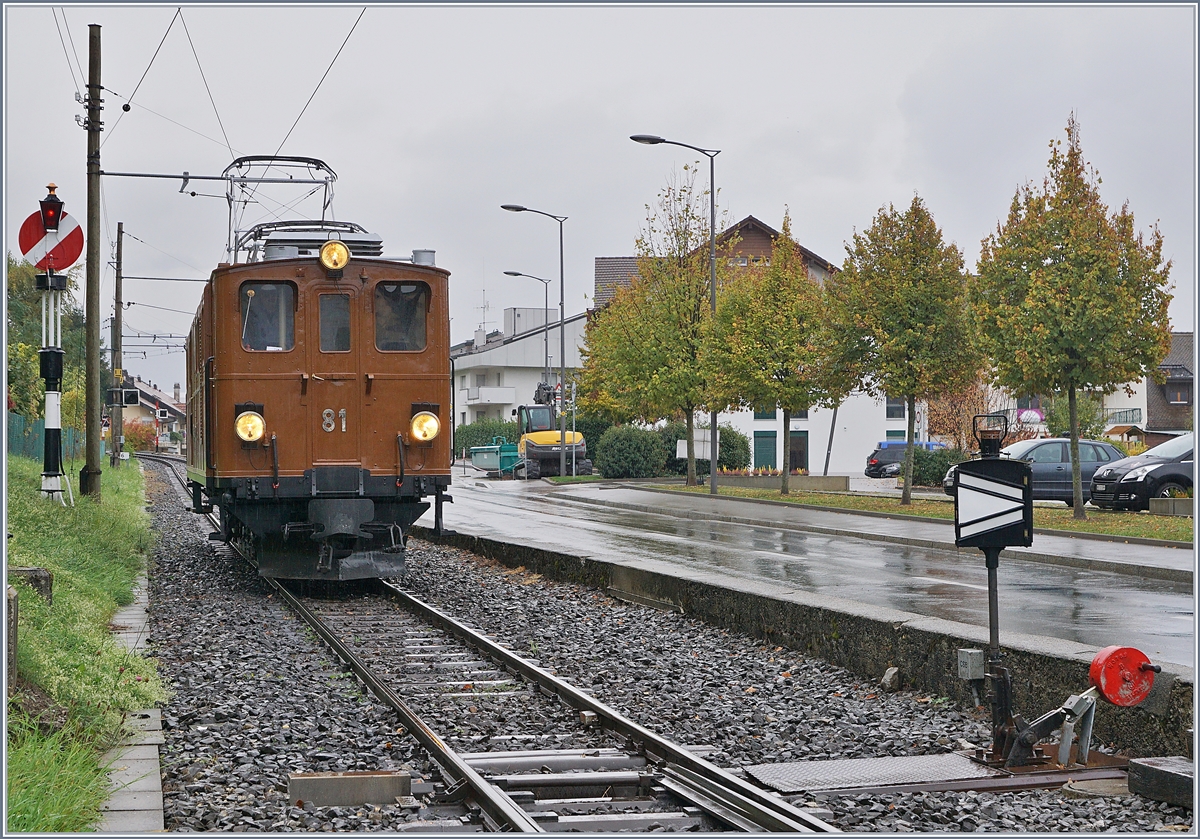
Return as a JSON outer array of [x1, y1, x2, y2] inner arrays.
[[185, 158, 451, 580]]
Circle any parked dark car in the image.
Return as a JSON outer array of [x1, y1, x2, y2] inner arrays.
[[864, 445, 904, 477], [1089, 433, 1193, 511], [942, 437, 1125, 503]]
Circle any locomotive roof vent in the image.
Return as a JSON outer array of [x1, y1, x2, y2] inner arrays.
[[261, 230, 384, 258]]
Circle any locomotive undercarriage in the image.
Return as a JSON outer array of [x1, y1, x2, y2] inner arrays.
[[197, 471, 447, 581]]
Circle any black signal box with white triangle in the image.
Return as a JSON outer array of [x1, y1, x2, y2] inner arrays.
[[953, 458, 1033, 549]]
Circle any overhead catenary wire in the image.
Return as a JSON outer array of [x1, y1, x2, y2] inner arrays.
[[125, 301, 195, 315], [106, 89, 240, 157], [102, 8, 181, 148], [123, 230, 207, 273], [57, 8, 86, 95], [271, 8, 366, 158], [51, 8, 82, 97], [178, 9, 233, 160]]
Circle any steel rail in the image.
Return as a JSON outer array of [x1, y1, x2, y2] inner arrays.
[[268, 582, 543, 833], [381, 581, 837, 833], [135, 455, 539, 831]]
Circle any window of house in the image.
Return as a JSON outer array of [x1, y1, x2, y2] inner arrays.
[[240, 282, 295, 351], [1166, 383, 1193, 405], [460, 376, 466, 389], [375, 282, 428, 351], [474, 373, 487, 388], [886, 430, 905, 440], [754, 408, 777, 420], [320, 294, 351, 352], [1017, 394, 1043, 411], [886, 396, 905, 419], [794, 409, 808, 420]]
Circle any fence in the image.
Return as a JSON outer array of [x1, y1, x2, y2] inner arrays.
[[6, 412, 86, 463]]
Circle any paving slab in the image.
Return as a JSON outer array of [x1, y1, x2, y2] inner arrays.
[[98, 571, 165, 833]]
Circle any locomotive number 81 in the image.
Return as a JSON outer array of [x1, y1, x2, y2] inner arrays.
[[185, 156, 452, 580]]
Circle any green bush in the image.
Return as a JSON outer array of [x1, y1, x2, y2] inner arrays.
[[716, 424, 751, 471], [911, 447, 970, 486], [658, 421, 751, 475], [594, 425, 667, 478], [452, 417, 519, 456]]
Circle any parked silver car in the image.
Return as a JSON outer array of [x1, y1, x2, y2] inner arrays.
[[943, 438, 1125, 503]]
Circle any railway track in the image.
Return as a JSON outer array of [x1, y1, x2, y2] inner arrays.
[[139, 453, 1145, 830], [142, 453, 834, 832]]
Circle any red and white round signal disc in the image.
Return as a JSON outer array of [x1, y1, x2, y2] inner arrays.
[[18, 210, 84, 271]]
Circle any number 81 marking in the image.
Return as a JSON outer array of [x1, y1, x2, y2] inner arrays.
[[322, 408, 347, 432]]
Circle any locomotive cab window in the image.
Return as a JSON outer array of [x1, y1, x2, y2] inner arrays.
[[320, 294, 351, 352], [375, 282, 428, 351], [240, 282, 295, 351]]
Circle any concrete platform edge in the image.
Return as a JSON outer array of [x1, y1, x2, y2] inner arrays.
[[97, 573, 164, 833], [413, 525, 1193, 759]]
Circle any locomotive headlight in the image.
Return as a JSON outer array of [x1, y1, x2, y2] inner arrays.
[[319, 239, 350, 271], [410, 411, 440, 442], [235, 410, 266, 442]]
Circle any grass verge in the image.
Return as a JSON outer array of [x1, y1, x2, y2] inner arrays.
[[659, 483, 1194, 544], [5, 455, 168, 833]]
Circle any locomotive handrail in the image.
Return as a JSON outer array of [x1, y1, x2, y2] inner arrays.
[[233, 219, 371, 256]]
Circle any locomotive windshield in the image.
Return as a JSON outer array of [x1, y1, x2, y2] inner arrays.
[[320, 294, 351, 352], [240, 282, 295, 351], [375, 282, 428, 351]]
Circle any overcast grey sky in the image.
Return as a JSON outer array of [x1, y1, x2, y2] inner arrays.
[[4, 3, 1196, 394]]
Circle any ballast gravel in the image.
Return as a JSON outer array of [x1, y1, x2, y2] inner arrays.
[[141, 463, 1192, 832]]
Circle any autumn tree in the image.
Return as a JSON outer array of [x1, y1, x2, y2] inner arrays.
[[5, 253, 92, 432], [925, 371, 1001, 452], [826, 195, 978, 504], [709, 211, 852, 493], [973, 115, 1172, 519], [577, 166, 732, 485]]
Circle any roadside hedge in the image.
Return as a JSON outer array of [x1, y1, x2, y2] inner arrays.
[[911, 446, 970, 486], [453, 418, 518, 456], [594, 425, 667, 478]]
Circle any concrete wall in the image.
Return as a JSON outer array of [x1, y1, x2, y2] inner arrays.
[[413, 526, 1192, 759]]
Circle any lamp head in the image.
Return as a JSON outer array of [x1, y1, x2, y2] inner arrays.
[[503, 271, 521, 276], [631, 134, 665, 145], [501, 204, 527, 212]]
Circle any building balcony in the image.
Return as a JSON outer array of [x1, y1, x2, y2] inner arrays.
[[466, 386, 516, 406], [1104, 407, 1143, 425]]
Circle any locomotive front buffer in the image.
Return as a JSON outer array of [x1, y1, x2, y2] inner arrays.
[[952, 415, 1161, 770]]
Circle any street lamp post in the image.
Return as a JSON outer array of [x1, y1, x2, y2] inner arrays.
[[631, 134, 721, 495], [501, 204, 568, 478], [503, 271, 552, 388]]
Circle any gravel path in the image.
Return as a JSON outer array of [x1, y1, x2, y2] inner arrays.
[[143, 462, 1192, 832]]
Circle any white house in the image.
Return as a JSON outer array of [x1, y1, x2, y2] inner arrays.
[[450, 309, 589, 449]]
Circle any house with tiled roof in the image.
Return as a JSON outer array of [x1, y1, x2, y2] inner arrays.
[[590, 215, 925, 475], [1145, 332, 1194, 446]]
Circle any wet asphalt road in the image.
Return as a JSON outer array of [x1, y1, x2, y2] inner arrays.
[[421, 475, 1195, 667]]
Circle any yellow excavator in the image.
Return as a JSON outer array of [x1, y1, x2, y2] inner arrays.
[[513, 383, 591, 479]]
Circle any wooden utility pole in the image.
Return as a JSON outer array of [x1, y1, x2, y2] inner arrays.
[[82, 23, 102, 498], [111, 222, 123, 467]]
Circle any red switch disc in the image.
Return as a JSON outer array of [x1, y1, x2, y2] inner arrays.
[[1089, 645, 1156, 707]]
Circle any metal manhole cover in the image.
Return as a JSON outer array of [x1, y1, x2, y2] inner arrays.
[[746, 753, 1001, 793]]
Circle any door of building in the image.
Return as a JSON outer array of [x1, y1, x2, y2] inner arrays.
[[754, 431, 777, 469], [789, 430, 809, 473]]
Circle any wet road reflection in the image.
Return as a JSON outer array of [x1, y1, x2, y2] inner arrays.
[[426, 480, 1194, 666]]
